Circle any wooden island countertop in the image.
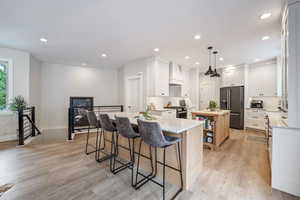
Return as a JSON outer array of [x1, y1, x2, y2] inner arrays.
[[192, 110, 231, 117]]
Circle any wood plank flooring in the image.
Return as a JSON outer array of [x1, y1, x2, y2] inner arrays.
[[0, 129, 299, 200]]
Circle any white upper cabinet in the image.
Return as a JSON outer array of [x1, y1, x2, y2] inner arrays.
[[285, 0, 300, 127], [181, 69, 190, 97], [148, 58, 169, 97], [221, 66, 245, 87], [169, 62, 183, 85], [248, 62, 277, 97]]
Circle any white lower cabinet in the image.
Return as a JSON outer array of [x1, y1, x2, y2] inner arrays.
[[149, 110, 176, 119], [245, 109, 266, 130]]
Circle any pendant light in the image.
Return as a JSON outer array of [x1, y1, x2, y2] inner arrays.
[[204, 46, 214, 76], [211, 51, 221, 77]]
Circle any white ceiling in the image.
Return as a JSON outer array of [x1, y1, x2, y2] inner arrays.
[[0, 0, 283, 69]]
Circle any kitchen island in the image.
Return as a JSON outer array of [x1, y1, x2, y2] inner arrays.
[[192, 110, 230, 150], [101, 112, 204, 190]]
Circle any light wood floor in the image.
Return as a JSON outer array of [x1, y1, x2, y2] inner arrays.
[[0, 129, 299, 200]]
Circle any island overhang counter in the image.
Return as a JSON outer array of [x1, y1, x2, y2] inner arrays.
[[99, 112, 204, 190]]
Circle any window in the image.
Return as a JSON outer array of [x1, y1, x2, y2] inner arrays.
[[0, 60, 8, 110]]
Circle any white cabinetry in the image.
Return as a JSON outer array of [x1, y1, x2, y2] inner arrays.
[[248, 62, 277, 97], [245, 109, 266, 130], [169, 62, 183, 85], [148, 58, 169, 97], [181, 69, 190, 97], [149, 110, 176, 119], [221, 66, 245, 87], [285, 0, 300, 128]]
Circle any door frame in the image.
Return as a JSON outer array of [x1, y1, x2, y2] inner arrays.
[[125, 74, 144, 112]]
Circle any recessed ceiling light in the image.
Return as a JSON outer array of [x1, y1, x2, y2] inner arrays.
[[255, 58, 260, 62], [194, 34, 201, 40], [101, 53, 107, 58], [154, 48, 160, 52], [262, 36, 270, 40], [219, 57, 224, 61], [195, 62, 200, 65], [81, 63, 87, 66], [40, 38, 48, 43], [260, 13, 272, 20], [185, 56, 190, 60]]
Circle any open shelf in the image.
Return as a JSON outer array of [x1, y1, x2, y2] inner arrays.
[[193, 114, 216, 150]]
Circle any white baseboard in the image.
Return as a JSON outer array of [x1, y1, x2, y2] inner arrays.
[[0, 135, 17, 142]]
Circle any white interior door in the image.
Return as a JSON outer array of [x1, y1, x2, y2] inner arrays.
[[126, 75, 143, 112]]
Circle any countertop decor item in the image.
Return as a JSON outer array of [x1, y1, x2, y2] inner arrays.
[[208, 100, 217, 111], [135, 111, 157, 120]]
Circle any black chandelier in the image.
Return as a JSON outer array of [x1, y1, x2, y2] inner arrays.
[[211, 51, 221, 77], [204, 46, 214, 75]]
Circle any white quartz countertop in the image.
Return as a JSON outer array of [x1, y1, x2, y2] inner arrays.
[[265, 111, 288, 128], [105, 112, 204, 134], [149, 109, 174, 112]]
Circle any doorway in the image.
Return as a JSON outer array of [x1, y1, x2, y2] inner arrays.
[[125, 74, 143, 112]]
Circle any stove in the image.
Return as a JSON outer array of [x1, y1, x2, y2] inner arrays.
[[164, 106, 187, 119]]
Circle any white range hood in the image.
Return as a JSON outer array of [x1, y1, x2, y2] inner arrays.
[[169, 62, 183, 85]]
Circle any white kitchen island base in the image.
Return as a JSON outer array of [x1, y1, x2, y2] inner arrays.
[[99, 114, 204, 190]]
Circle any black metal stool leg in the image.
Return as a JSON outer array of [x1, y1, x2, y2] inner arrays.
[[110, 131, 116, 172], [85, 126, 90, 155], [135, 143, 156, 190], [96, 129, 103, 160], [113, 133, 119, 171], [177, 142, 183, 191], [94, 128, 99, 160], [135, 139, 143, 187], [128, 138, 134, 187]]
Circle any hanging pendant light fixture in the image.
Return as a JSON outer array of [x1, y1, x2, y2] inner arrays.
[[204, 46, 214, 76], [211, 51, 221, 77]]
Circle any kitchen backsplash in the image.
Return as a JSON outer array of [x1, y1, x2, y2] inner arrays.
[[147, 96, 193, 109], [248, 96, 281, 111]]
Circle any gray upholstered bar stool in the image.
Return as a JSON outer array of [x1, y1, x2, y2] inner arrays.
[[113, 116, 140, 186], [86, 111, 104, 160], [98, 114, 117, 168], [135, 119, 183, 200]]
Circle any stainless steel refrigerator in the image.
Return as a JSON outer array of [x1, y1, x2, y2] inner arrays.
[[220, 86, 244, 129]]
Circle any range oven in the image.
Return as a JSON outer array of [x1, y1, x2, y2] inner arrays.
[[164, 106, 187, 119]]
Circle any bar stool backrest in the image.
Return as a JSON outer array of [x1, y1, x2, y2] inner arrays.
[[86, 111, 100, 128], [99, 114, 116, 132], [137, 119, 167, 148], [115, 116, 138, 138]]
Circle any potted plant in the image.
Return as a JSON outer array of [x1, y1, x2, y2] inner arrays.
[[208, 100, 217, 111], [9, 95, 27, 112]]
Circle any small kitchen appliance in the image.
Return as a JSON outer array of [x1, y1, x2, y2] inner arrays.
[[250, 100, 264, 109]]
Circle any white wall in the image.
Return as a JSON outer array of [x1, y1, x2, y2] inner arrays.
[[119, 57, 152, 111], [0, 47, 30, 141], [189, 68, 200, 109], [199, 72, 221, 109], [0, 47, 30, 101], [29, 56, 42, 126], [40, 63, 119, 130]]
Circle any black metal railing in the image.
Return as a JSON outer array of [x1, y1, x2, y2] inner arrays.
[[68, 105, 123, 140], [18, 107, 41, 145]]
